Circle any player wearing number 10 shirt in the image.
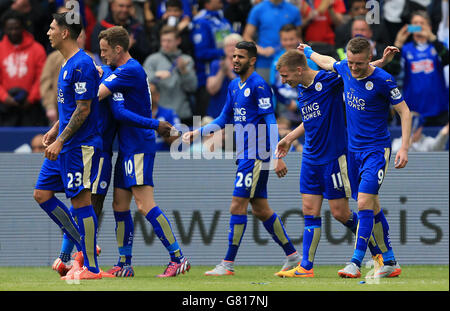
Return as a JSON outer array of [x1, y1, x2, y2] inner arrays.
[[98, 26, 189, 278]]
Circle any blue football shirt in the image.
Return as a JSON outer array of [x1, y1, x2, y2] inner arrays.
[[209, 71, 275, 160], [98, 65, 117, 155], [57, 49, 102, 153], [333, 59, 404, 151], [101, 58, 156, 155], [298, 70, 347, 165]]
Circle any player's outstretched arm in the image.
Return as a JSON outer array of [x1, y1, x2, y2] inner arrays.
[[275, 123, 305, 158], [392, 100, 412, 169], [298, 44, 336, 72], [182, 129, 200, 145]]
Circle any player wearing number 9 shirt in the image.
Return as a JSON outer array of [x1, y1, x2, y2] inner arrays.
[[302, 37, 412, 278]]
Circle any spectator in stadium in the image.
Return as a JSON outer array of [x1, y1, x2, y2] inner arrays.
[[394, 10, 449, 126], [91, 0, 151, 64], [13, 132, 46, 153], [8, 0, 50, 52], [152, 0, 192, 21], [150, 82, 181, 151], [243, 0, 302, 82], [205, 33, 241, 118], [301, 0, 346, 49], [0, 9, 47, 126], [191, 0, 233, 118], [146, 0, 194, 56], [334, 0, 389, 50], [392, 113, 449, 152], [335, 16, 401, 76], [31, 133, 46, 153], [144, 25, 197, 126], [269, 24, 318, 121], [224, 0, 252, 34]]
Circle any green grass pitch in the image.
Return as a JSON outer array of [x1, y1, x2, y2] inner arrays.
[[0, 265, 448, 291]]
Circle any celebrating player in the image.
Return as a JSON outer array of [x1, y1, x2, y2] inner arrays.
[[273, 49, 396, 277], [34, 12, 106, 280], [97, 26, 190, 278], [182, 41, 301, 276], [299, 37, 412, 278]]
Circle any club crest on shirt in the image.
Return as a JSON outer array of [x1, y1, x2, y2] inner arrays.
[[315, 82, 322, 91], [63, 70, 68, 79], [365, 81, 374, 90], [244, 88, 251, 97]]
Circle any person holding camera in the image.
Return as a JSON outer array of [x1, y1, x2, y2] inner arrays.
[[394, 10, 449, 126]]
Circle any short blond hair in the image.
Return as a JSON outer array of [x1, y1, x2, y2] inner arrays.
[[276, 49, 307, 71]]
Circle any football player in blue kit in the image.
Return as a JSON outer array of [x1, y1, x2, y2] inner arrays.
[[300, 37, 412, 278], [97, 26, 190, 278], [34, 12, 107, 280], [273, 49, 398, 277], [51, 63, 118, 277], [183, 41, 302, 276]]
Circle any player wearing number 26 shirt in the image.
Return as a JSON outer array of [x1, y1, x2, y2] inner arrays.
[[183, 41, 301, 277]]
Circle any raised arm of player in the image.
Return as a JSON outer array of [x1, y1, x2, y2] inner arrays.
[[298, 43, 336, 72], [370, 46, 400, 68], [275, 123, 305, 158], [392, 100, 412, 169]]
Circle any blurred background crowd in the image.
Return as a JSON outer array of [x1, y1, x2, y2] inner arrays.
[[0, 0, 448, 152]]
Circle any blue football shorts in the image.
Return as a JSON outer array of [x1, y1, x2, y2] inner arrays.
[[114, 152, 155, 190], [300, 154, 352, 200], [91, 151, 112, 196], [35, 145, 100, 199], [232, 158, 270, 199], [347, 147, 391, 200]]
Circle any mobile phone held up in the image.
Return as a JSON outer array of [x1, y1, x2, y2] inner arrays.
[[407, 25, 422, 33]]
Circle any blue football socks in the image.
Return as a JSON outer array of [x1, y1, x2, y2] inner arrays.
[[351, 209, 374, 267], [114, 210, 134, 267], [373, 209, 396, 264], [39, 197, 82, 252], [74, 205, 99, 273], [224, 214, 247, 262], [145, 206, 184, 263], [301, 215, 322, 270], [262, 213, 296, 256]]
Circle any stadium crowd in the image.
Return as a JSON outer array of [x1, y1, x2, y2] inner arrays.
[[0, 0, 448, 141]]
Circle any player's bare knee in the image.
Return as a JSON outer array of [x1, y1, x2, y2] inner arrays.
[[229, 201, 247, 215], [331, 209, 349, 224], [357, 196, 375, 211], [33, 189, 52, 204], [302, 203, 317, 216]]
